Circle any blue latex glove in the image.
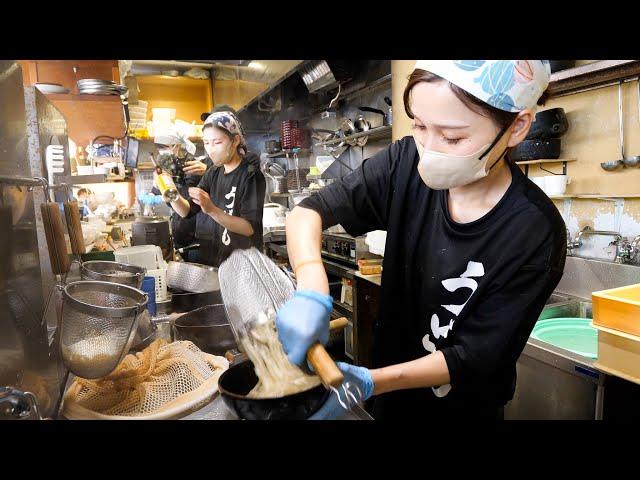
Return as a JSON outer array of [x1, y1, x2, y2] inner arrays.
[[309, 362, 374, 420], [276, 290, 333, 366]]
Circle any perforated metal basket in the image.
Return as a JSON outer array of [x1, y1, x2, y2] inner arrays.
[[60, 280, 148, 379], [80, 260, 146, 288]]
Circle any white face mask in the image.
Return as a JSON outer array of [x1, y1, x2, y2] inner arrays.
[[414, 126, 509, 190]]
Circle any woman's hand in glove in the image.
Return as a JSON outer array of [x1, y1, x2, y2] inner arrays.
[[309, 362, 374, 420], [276, 290, 333, 366]]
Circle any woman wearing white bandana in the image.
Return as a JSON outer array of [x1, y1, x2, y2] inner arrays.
[[277, 60, 567, 420]]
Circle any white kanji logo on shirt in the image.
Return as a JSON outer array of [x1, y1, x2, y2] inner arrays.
[[422, 260, 485, 397], [221, 186, 237, 246]]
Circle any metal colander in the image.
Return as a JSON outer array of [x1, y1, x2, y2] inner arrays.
[[166, 261, 219, 293], [218, 248, 294, 342], [60, 280, 148, 379], [80, 261, 146, 288]]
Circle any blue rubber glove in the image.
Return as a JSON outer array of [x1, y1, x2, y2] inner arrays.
[[276, 289, 333, 366], [309, 362, 374, 420]]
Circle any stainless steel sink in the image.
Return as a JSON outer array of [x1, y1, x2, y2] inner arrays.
[[505, 294, 602, 420], [539, 297, 592, 321], [545, 293, 571, 305]]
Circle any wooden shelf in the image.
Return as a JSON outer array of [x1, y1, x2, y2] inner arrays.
[[516, 158, 577, 165], [548, 60, 640, 97], [45, 93, 121, 102]]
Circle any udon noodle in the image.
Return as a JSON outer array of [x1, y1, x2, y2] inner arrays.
[[240, 312, 321, 398]]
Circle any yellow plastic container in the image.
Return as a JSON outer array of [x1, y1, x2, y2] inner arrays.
[[592, 283, 640, 336], [592, 323, 640, 385]]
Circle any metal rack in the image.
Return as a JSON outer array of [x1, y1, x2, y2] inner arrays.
[[313, 125, 392, 148], [266, 148, 310, 158]]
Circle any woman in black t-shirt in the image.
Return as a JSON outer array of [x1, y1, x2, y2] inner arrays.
[[167, 111, 265, 267], [276, 60, 567, 420]]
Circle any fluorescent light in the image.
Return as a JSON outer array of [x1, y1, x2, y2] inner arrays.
[[248, 61, 265, 70]]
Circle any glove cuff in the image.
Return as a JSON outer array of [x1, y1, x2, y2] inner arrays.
[[295, 289, 333, 314]]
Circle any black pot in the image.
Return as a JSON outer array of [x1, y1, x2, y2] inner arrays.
[[170, 288, 223, 313], [526, 108, 569, 140], [218, 360, 329, 420], [549, 60, 576, 73], [510, 138, 562, 161], [172, 304, 237, 355]]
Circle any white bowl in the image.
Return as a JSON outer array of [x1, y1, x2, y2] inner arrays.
[[35, 83, 70, 94]]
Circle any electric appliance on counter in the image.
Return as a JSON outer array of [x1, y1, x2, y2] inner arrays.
[[321, 232, 382, 267], [131, 216, 172, 261]]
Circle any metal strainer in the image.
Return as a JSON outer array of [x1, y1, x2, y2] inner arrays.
[[80, 261, 146, 289], [218, 248, 345, 391], [60, 280, 148, 379]]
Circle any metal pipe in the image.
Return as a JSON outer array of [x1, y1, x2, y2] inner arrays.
[[552, 76, 640, 99]]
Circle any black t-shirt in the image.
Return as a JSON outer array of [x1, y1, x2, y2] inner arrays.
[[187, 152, 266, 267], [300, 136, 567, 418]]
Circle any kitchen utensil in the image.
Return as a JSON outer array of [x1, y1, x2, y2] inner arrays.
[[544, 175, 571, 195], [80, 260, 146, 288], [172, 304, 237, 356], [218, 318, 350, 420], [64, 200, 85, 257], [526, 108, 569, 139], [262, 203, 287, 228], [509, 138, 561, 161], [600, 160, 624, 171], [59, 280, 148, 379], [602, 81, 640, 170], [384, 96, 393, 125], [359, 106, 387, 127], [34, 83, 70, 94], [40, 202, 71, 276], [340, 117, 358, 146], [131, 216, 172, 260], [353, 113, 370, 147], [170, 288, 223, 313], [141, 276, 157, 316], [62, 338, 228, 420], [166, 261, 219, 293], [218, 248, 343, 389]]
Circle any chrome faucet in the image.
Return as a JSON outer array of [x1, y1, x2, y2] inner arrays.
[[569, 226, 631, 263]]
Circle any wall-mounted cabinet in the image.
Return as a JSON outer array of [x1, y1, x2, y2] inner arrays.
[[20, 60, 124, 147], [19, 60, 119, 93]]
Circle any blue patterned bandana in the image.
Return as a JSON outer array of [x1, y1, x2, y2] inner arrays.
[[203, 110, 248, 155], [414, 60, 551, 112]]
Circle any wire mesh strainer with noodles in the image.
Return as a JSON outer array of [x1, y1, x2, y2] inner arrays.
[[62, 339, 229, 419], [218, 248, 344, 396]]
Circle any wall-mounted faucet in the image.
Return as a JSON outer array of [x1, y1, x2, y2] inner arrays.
[[568, 226, 638, 264]]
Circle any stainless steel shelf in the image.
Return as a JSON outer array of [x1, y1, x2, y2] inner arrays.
[[266, 148, 310, 158], [60, 174, 108, 184], [314, 125, 392, 147]]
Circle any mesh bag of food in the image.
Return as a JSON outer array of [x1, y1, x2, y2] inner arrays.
[[62, 339, 228, 419]]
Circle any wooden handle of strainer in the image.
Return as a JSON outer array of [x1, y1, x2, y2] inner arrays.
[[307, 344, 343, 388], [329, 317, 348, 331], [306, 317, 350, 388]]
